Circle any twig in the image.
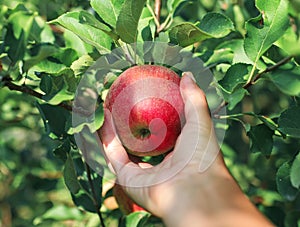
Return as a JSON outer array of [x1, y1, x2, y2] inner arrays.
[[2, 77, 73, 111], [157, 13, 172, 33], [85, 162, 106, 227], [212, 100, 228, 117], [243, 55, 293, 89], [154, 0, 161, 27], [212, 56, 293, 115], [147, 2, 160, 28]]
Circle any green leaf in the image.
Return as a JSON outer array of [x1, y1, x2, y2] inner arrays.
[[291, 152, 300, 189], [36, 205, 83, 222], [36, 103, 70, 138], [257, 115, 278, 131], [64, 154, 81, 195], [30, 59, 70, 75], [53, 48, 78, 67], [51, 12, 112, 54], [268, 66, 300, 97], [71, 54, 95, 77], [53, 139, 71, 162], [69, 153, 103, 213], [278, 106, 300, 138], [284, 211, 300, 227], [95, 105, 104, 131], [116, 0, 147, 43], [247, 124, 274, 155], [40, 74, 61, 97], [198, 13, 234, 38], [4, 10, 35, 64], [276, 162, 299, 201], [276, 26, 300, 56], [244, 0, 289, 63], [73, 10, 118, 40], [40, 74, 75, 105], [23, 44, 58, 72], [169, 13, 234, 47], [222, 88, 248, 110], [64, 29, 93, 56], [167, 0, 187, 12], [137, 15, 154, 43], [214, 39, 254, 65], [91, 0, 124, 28], [219, 63, 252, 93], [119, 211, 151, 227], [30, 15, 55, 43]]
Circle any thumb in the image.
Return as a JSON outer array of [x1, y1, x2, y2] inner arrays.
[[170, 72, 219, 171], [180, 72, 211, 125]]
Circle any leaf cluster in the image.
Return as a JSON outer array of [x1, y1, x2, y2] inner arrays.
[[1, 0, 300, 226]]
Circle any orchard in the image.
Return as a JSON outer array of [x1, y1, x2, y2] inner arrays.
[[0, 0, 300, 226]]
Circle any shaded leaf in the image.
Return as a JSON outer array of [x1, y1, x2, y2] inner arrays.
[[276, 162, 299, 201], [268, 66, 300, 97], [69, 153, 103, 213], [284, 211, 300, 227], [222, 88, 248, 110], [291, 152, 300, 189], [247, 124, 274, 155], [23, 44, 58, 72], [257, 115, 278, 131], [36, 103, 70, 138], [53, 139, 71, 162], [4, 10, 35, 64], [167, 0, 187, 12], [219, 63, 252, 93], [64, 154, 81, 194], [278, 106, 300, 138]]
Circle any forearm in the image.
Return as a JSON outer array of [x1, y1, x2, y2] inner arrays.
[[162, 170, 274, 227]]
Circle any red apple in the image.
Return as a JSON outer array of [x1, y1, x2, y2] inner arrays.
[[113, 183, 145, 215], [104, 65, 185, 156]]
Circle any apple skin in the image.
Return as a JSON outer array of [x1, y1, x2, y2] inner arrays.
[[113, 183, 145, 215], [104, 65, 185, 156]]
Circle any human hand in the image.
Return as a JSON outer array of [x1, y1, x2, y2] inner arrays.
[[99, 72, 274, 227]]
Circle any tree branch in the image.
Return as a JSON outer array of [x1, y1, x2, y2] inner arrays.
[[154, 0, 161, 27], [212, 100, 228, 117], [212, 56, 293, 116], [2, 77, 73, 111], [243, 56, 293, 89]]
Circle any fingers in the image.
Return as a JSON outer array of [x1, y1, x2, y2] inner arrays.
[[99, 108, 130, 174], [100, 108, 162, 187], [170, 72, 220, 171]]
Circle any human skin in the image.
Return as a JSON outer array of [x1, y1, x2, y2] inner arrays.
[[99, 72, 275, 227]]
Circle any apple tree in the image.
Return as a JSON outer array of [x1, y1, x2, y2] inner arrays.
[[1, 0, 300, 226]]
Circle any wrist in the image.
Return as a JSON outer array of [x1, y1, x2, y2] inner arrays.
[[161, 167, 274, 227]]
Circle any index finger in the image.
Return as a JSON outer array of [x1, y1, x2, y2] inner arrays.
[[99, 108, 131, 174]]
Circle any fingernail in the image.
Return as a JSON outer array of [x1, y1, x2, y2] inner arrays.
[[182, 72, 196, 83]]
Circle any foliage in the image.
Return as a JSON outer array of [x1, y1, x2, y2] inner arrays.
[[1, 0, 300, 226]]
